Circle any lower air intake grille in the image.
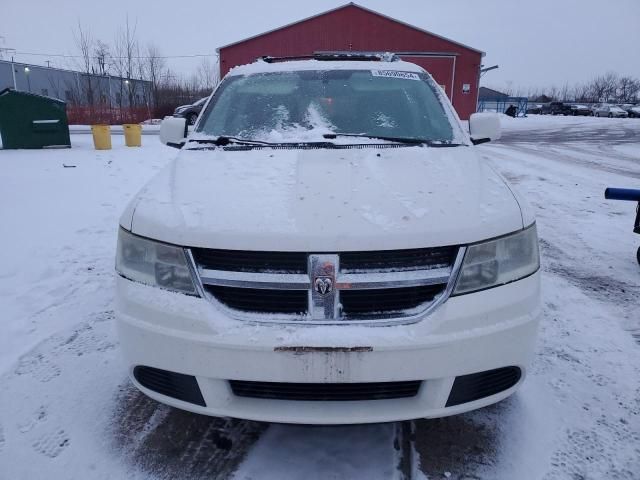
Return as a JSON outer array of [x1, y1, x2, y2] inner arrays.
[[229, 380, 422, 401], [446, 366, 522, 407], [340, 285, 445, 318], [133, 366, 206, 407], [205, 285, 308, 314]]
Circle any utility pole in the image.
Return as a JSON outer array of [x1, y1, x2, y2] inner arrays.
[[11, 59, 17, 89], [0, 47, 16, 60], [0, 36, 16, 60], [480, 65, 499, 78]]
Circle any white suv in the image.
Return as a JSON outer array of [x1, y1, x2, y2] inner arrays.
[[115, 54, 541, 424]]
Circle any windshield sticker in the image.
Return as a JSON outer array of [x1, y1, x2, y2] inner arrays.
[[371, 70, 420, 80]]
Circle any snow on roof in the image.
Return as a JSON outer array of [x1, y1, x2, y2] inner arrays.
[[227, 59, 426, 77]]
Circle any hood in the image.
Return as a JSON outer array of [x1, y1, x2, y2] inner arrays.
[[122, 146, 525, 251]]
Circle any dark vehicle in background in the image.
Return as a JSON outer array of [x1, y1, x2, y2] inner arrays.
[[173, 97, 209, 125], [570, 104, 591, 116], [526, 104, 543, 114], [549, 102, 573, 115], [620, 104, 640, 118], [539, 103, 552, 115]]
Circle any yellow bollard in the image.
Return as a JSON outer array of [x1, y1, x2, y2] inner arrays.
[[91, 125, 112, 150], [123, 124, 142, 147]]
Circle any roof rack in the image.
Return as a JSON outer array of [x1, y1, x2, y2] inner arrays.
[[258, 51, 399, 64]]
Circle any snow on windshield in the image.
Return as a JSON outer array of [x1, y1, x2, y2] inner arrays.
[[195, 68, 466, 144], [249, 103, 335, 143]]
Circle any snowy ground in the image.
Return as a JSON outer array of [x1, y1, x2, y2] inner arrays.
[[0, 116, 639, 479]]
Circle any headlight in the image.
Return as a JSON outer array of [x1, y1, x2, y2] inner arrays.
[[453, 223, 539, 295], [115, 228, 198, 295]]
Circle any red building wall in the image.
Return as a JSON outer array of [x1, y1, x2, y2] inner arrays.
[[218, 4, 483, 119]]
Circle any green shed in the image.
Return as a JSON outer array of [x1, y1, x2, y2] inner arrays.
[[0, 88, 71, 149]]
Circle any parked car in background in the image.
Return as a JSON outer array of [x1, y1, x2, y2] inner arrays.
[[570, 104, 591, 116], [173, 97, 209, 125], [549, 102, 573, 115], [538, 103, 552, 115], [526, 104, 543, 114], [620, 104, 640, 118], [593, 104, 629, 118]]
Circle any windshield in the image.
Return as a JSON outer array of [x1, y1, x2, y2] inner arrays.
[[196, 69, 458, 144]]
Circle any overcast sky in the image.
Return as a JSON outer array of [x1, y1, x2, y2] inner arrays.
[[2, 0, 639, 91]]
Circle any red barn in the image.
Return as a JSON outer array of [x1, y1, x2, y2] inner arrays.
[[217, 3, 485, 119]]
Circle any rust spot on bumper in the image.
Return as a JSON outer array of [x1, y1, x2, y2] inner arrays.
[[274, 346, 373, 353]]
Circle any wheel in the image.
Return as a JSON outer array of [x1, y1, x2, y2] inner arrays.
[[608, 113, 612, 118], [187, 113, 198, 125], [595, 113, 599, 117]]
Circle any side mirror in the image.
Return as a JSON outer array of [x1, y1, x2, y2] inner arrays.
[[160, 117, 187, 148], [469, 112, 501, 145]]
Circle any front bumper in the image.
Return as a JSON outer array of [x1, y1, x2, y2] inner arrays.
[[116, 271, 541, 424]]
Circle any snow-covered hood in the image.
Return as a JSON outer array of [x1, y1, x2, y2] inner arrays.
[[121, 146, 527, 251]]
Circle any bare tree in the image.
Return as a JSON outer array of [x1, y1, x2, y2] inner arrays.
[[73, 22, 95, 105], [143, 43, 166, 109], [586, 72, 619, 102], [572, 82, 592, 102], [558, 82, 571, 102], [195, 56, 220, 92], [617, 76, 640, 103], [94, 40, 110, 75], [112, 16, 139, 107]]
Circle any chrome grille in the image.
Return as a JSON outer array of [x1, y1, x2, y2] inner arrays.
[[190, 246, 464, 324], [340, 284, 445, 318], [203, 285, 308, 314]]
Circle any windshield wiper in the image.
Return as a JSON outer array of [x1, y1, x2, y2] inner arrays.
[[186, 136, 339, 149], [187, 136, 275, 147], [322, 133, 463, 147]]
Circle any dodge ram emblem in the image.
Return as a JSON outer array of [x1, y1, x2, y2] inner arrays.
[[314, 276, 333, 296]]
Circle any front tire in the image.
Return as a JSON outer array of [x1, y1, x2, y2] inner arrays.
[[608, 113, 613, 118]]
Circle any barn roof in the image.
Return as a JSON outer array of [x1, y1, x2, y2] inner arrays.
[[478, 86, 509, 100], [217, 3, 485, 56]]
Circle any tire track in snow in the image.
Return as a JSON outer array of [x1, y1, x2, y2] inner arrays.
[[481, 136, 640, 346], [110, 385, 266, 479]]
